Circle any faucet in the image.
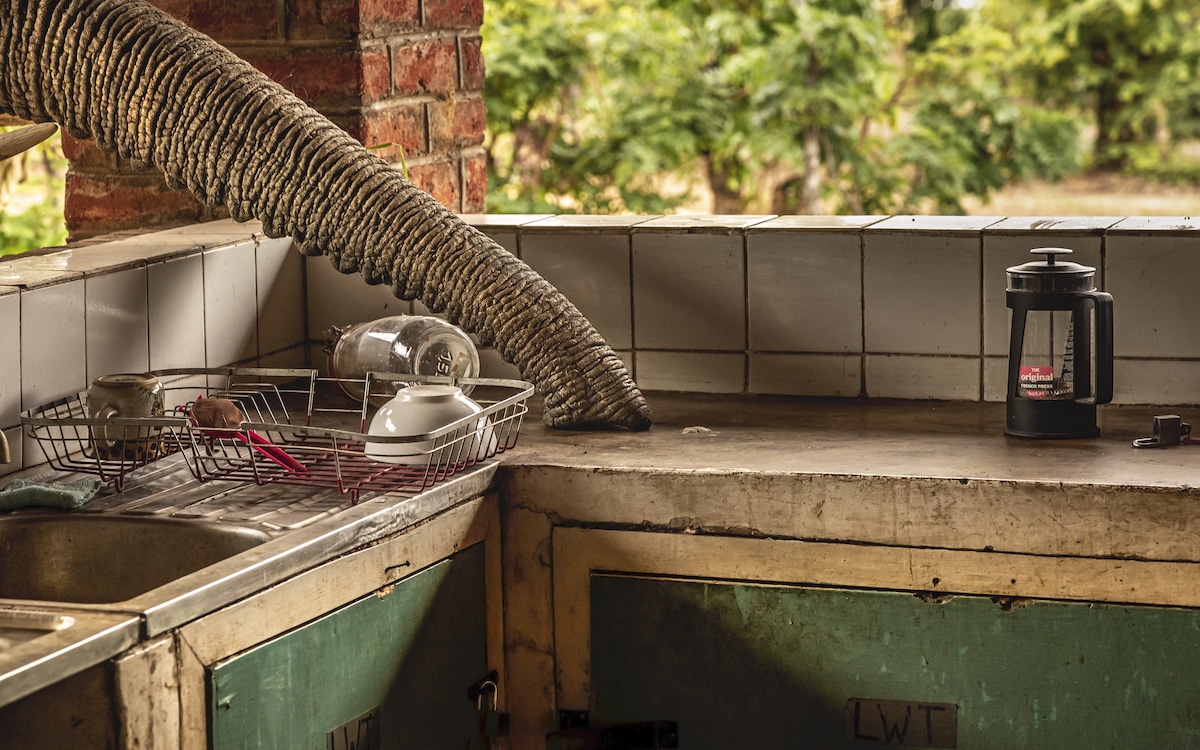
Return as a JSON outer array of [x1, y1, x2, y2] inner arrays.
[[0, 429, 8, 464]]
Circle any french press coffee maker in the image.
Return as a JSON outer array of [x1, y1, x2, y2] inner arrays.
[[1005, 248, 1113, 438]]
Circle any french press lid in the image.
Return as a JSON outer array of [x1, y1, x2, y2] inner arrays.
[[1006, 248, 1096, 293]]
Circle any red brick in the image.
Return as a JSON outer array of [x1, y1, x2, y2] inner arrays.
[[391, 37, 458, 95], [459, 34, 485, 91], [65, 171, 206, 237], [428, 94, 485, 151], [408, 160, 459, 210], [361, 48, 392, 102], [423, 0, 482, 30], [462, 150, 487, 212], [360, 0, 420, 36], [236, 45, 367, 109], [358, 103, 427, 154], [149, 0, 280, 40], [60, 136, 120, 171], [285, 0, 358, 41]]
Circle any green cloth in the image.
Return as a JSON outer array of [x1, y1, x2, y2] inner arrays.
[[0, 477, 103, 510]]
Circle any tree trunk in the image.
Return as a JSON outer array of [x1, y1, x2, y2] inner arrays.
[[0, 0, 651, 430], [1094, 78, 1139, 172], [800, 125, 822, 214], [1094, 81, 1120, 170], [706, 156, 744, 214]]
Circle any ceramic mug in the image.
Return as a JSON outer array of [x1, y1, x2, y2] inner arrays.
[[87, 373, 166, 462]]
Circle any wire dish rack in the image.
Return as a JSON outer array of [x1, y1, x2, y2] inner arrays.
[[22, 367, 533, 500]]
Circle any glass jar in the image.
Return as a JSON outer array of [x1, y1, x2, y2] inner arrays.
[[324, 315, 480, 402]]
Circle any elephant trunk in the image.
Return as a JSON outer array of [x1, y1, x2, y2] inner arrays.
[[0, 0, 652, 430]]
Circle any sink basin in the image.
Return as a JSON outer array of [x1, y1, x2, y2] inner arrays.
[[0, 513, 272, 604]]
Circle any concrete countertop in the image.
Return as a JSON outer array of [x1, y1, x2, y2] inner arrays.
[[509, 393, 1197, 487], [499, 394, 1200, 564]]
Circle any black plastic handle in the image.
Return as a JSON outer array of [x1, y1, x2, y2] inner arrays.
[[1090, 290, 1114, 404]]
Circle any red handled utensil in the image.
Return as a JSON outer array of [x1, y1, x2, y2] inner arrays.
[[189, 396, 309, 475]]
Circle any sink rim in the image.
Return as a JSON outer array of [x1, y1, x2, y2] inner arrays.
[[0, 604, 138, 708]]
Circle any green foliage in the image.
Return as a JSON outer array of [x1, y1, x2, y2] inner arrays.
[[482, 0, 1195, 215], [0, 131, 67, 257], [862, 21, 1081, 213], [999, 0, 1200, 171], [482, 0, 592, 211]]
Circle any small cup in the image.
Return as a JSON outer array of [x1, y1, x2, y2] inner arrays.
[[86, 373, 166, 462]]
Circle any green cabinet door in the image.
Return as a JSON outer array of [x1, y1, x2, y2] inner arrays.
[[211, 544, 487, 749], [591, 573, 1200, 749]]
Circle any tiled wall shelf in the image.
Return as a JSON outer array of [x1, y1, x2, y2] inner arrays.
[[467, 213, 1200, 406], [4, 213, 1200, 474]]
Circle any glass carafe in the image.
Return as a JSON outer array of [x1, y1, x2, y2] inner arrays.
[[325, 315, 480, 402]]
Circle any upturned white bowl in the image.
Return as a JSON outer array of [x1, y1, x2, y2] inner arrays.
[[365, 385, 495, 465]]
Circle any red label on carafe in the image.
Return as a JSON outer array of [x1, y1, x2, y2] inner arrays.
[[1019, 365, 1054, 399]]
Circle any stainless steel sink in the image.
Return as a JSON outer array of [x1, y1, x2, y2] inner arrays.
[[0, 461, 499, 710], [0, 513, 271, 604]]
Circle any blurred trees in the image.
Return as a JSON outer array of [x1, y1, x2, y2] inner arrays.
[[995, 0, 1200, 173], [0, 126, 67, 257], [482, 0, 1200, 215]]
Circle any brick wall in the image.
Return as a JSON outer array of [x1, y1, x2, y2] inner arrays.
[[65, 0, 487, 240]]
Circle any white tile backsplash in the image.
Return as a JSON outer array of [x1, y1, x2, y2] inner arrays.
[[868, 215, 1003, 232], [982, 235, 1104, 358], [305, 254, 412, 340], [21, 279, 86, 412], [748, 231, 861, 353], [750, 353, 862, 397], [1107, 233, 1200, 359], [635, 351, 744, 393], [0, 290, 20, 428], [983, 356, 1008, 403], [203, 242, 258, 367], [634, 215, 772, 232], [86, 266, 150, 381], [633, 233, 745, 351], [148, 254, 206, 372], [478, 346, 523, 380], [751, 216, 885, 230], [863, 233, 981, 355], [865, 354, 980, 400], [1113, 359, 1200, 405], [256, 237, 305, 361], [522, 233, 632, 350], [479, 229, 519, 257]]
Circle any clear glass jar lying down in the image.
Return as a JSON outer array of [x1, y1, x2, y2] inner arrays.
[[324, 315, 480, 402]]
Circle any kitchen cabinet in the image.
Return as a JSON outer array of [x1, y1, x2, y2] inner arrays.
[[590, 573, 1200, 749], [210, 544, 487, 749], [179, 495, 503, 750], [0, 662, 118, 750], [526, 524, 1200, 750]]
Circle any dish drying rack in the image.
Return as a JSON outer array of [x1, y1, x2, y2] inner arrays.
[[22, 367, 533, 500]]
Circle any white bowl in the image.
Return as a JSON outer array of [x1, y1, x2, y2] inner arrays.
[[365, 385, 495, 465]]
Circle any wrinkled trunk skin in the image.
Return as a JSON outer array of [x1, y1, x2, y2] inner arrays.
[[0, 0, 651, 430]]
